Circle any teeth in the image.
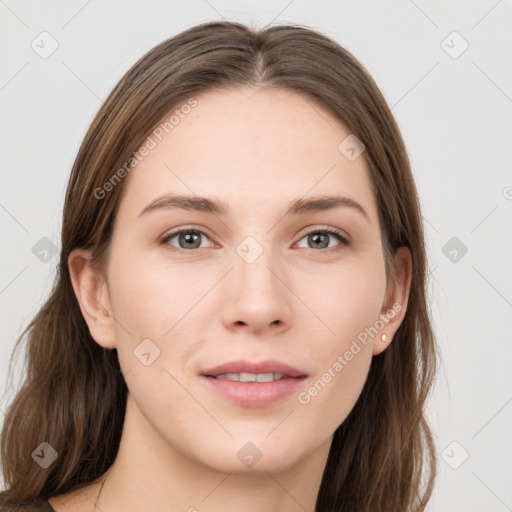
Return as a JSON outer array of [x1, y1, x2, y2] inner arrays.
[[240, 372, 256, 382], [214, 372, 285, 382]]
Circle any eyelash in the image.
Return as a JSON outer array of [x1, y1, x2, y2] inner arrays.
[[159, 226, 350, 255]]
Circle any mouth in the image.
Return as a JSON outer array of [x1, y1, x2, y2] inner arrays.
[[200, 359, 308, 407], [208, 372, 289, 382]]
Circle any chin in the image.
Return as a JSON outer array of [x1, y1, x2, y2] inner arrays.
[[189, 437, 312, 475]]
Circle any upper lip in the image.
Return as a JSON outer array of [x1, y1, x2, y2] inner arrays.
[[201, 359, 307, 378]]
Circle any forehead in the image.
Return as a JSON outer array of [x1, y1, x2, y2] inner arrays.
[[117, 87, 377, 221]]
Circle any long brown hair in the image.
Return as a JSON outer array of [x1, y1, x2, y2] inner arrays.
[[0, 20, 438, 511]]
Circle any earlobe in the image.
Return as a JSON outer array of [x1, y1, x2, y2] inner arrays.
[[68, 248, 116, 350], [373, 247, 412, 356]]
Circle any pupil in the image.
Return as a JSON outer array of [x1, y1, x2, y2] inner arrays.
[[181, 232, 199, 248], [311, 233, 328, 249]]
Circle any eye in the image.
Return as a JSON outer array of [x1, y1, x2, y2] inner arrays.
[[160, 228, 214, 253], [160, 226, 350, 255], [295, 227, 349, 252]]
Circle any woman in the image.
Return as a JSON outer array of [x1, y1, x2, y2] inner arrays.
[[0, 20, 438, 512]]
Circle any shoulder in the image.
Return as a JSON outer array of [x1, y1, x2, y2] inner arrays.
[[0, 498, 55, 511]]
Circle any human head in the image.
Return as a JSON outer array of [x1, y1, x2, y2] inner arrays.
[[1, 20, 437, 511]]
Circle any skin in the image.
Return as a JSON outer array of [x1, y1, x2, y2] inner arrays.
[[53, 87, 412, 512]]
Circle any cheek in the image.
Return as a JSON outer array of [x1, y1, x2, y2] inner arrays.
[[107, 257, 208, 423], [296, 278, 381, 431], [296, 342, 373, 437], [296, 250, 387, 339], [107, 248, 212, 337], [106, 250, 217, 388], [292, 253, 385, 427]]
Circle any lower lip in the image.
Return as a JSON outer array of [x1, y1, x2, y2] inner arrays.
[[200, 375, 307, 407]]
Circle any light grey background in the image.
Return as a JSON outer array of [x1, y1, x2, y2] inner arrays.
[[1, 1, 511, 510]]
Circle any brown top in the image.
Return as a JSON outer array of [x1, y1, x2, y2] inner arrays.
[[0, 499, 55, 511]]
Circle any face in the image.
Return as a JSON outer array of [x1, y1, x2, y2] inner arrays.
[[80, 87, 406, 474]]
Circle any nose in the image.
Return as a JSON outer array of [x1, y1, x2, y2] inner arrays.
[[221, 245, 293, 337]]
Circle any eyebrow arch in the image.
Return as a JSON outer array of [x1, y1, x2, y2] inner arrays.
[[138, 193, 371, 223]]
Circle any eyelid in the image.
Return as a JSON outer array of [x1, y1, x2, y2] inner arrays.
[[159, 225, 216, 248], [299, 225, 350, 243]]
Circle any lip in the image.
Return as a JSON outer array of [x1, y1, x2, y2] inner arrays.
[[201, 359, 307, 378], [200, 359, 308, 408]]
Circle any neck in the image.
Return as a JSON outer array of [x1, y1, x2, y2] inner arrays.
[[95, 393, 331, 512]]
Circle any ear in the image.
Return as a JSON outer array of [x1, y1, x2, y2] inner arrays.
[[372, 246, 412, 356], [68, 248, 116, 350]]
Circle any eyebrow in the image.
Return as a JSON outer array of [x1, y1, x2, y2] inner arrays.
[[138, 193, 371, 223]]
